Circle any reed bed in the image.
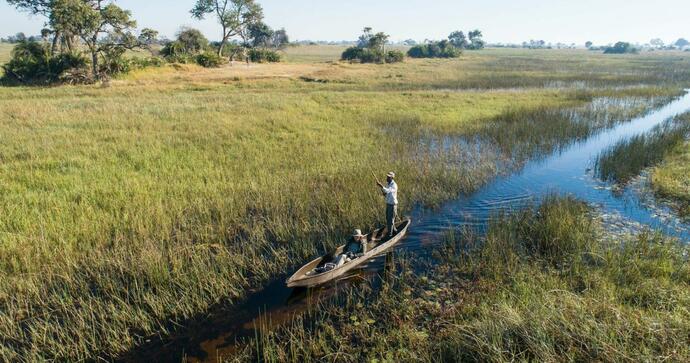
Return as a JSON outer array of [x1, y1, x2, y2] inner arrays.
[[238, 196, 690, 362], [0, 47, 686, 361]]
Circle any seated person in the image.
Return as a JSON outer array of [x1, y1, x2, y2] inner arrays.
[[334, 229, 368, 267]]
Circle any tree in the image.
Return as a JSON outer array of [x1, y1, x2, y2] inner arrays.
[[176, 27, 209, 53], [272, 28, 289, 49], [368, 32, 389, 53], [48, 0, 139, 79], [139, 28, 159, 46], [448, 31, 468, 49], [467, 30, 485, 50], [649, 38, 664, 48], [8, 0, 68, 53], [355, 27, 388, 51], [342, 28, 399, 64], [357, 27, 374, 48], [675, 38, 689, 48], [160, 27, 210, 59], [247, 21, 273, 48], [14, 32, 27, 42], [6, 0, 52, 15], [585, 41, 593, 48], [191, 0, 263, 56], [7, 0, 153, 79]]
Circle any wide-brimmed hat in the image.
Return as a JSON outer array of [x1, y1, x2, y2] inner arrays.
[[352, 229, 365, 237], [387, 171, 396, 178]]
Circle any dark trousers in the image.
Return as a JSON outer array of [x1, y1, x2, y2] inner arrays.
[[386, 204, 398, 236]]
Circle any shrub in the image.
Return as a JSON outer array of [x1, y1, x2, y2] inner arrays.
[[196, 52, 224, 68], [1, 41, 89, 85], [407, 41, 461, 58], [604, 42, 638, 54], [160, 28, 210, 62], [407, 45, 429, 58], [385, 50, 405, 63], [99, 52, 165, 76], [341, 47, 403, 64], [100, 52, 132, 75], [341, 46, 365, 61], [248, 48, 281, 63]]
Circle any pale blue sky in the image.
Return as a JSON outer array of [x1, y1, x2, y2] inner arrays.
[[1, 0, 688, 45]]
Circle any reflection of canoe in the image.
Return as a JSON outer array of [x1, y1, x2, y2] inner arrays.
[[286, 219, 411, 288]]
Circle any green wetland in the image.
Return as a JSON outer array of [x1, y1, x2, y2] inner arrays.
[[1, 47, 690, 362]]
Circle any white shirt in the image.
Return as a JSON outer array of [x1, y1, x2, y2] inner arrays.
[[382, 180, 398, 205]]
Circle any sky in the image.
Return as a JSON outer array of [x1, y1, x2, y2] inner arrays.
[[1, 0, 688, 45]]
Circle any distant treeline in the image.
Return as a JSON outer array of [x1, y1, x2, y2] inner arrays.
[[2, 0, 288, 85]]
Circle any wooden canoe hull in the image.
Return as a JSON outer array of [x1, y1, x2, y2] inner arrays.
[[286, 219, 411, 288]]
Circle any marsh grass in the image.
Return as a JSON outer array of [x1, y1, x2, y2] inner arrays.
[[0, 46, 686, 361], [238, 196, 690, 362], [650, 113, 690, 216], [596, 112, 690, 183]]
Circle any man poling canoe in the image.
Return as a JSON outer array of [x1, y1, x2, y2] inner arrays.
[[375, 171, 399, 238], [286, 171, 409, 288]]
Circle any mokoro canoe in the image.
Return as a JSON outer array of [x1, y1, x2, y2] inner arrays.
[[286, 219, 411, 288]]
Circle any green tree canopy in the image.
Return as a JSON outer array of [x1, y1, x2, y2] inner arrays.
[[48, 0, 138, 78], [448, 31, 468, 49], [191, 0, 264, 56], [467, 29, 485, 50], [7, 0, 154, 80], [247, 21, 274, 48]]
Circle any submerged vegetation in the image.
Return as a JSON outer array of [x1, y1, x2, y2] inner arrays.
[[238, 196, 690, 362], [0, 46, 689, 361], [595, 112, 690, 183]]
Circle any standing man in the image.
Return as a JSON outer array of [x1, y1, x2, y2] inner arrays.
[[377, 172, 398, 237]]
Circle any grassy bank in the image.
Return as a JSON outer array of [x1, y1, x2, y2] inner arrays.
[[0, 48, 686, 361], [238, 196, 690, 362], [651, 115, 690, 216], [595, 112, 690, 183]]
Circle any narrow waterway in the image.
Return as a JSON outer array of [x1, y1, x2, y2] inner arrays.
[[123, 91, 690, 363]]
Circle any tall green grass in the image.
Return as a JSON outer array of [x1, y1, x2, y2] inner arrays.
[[650, 113, 690, 216], [238, 196, 690, 362], [0, 47, 685, 361], [595, 112, 690, 183]]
